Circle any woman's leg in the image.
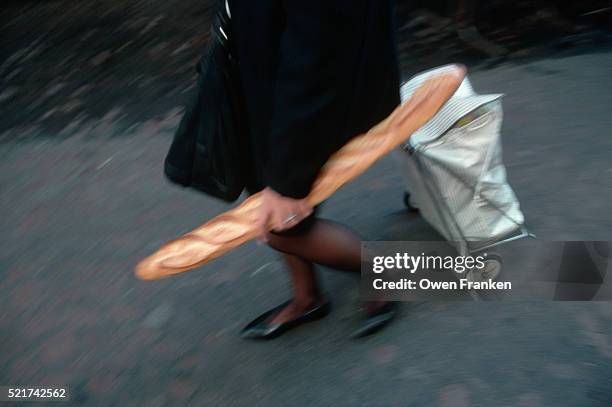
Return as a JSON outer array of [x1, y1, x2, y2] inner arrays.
[[268, 219, 362, 272], [246, 217, 392, 337], [268, 253, 323, 324], [266, 218, 383, 324], [268, 218, 388, 322]]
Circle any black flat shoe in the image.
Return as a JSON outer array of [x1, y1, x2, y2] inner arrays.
[[350, 302, 397, 339], [241, 300, 331, 340]]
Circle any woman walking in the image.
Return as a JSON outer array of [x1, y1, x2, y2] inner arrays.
[[230, 0, 401, 339]]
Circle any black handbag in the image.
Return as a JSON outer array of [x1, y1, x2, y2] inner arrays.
[[164, 5, 247, 202]]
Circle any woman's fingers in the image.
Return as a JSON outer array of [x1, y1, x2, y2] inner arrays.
[[271, 210, 296, 231], [299, 200, 313, 218], [257, 205, 272, 243], [260, 187, 314, 234], [273, 201, 312, 232]]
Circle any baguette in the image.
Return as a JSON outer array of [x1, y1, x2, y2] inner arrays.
[[136, 65, 466, 280]]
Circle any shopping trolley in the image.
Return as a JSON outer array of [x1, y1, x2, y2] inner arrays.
[[394, 65, 534, 286]]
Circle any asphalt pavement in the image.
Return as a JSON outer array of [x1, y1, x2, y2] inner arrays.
[[1, 49, 612, 406]]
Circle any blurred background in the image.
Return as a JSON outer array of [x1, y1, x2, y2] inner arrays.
[[1, 0, 611, 140], [1, 1, 612, 406]]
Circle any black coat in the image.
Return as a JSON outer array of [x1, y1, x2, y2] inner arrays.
[[230, 0, 400, 198]]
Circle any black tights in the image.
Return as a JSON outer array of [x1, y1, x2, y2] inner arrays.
[[268, 218, 362, 272], [263, 218, 386, 322]]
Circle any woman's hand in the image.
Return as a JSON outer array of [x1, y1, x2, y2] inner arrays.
[[258, 187, 313, 242]]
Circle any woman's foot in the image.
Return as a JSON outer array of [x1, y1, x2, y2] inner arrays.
[[268, 298, 324, 325], [241, 298, 330, 339], [350, 301, 397, 339]]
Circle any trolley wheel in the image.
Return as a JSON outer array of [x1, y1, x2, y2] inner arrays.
[[403, 192, 419, 212], [466, 253, 503, 283]]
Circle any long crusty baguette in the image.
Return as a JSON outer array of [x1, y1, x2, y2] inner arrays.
[[136, 65, 466, 280]]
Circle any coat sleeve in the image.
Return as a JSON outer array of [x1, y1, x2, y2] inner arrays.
[[263, 0, 368, 199]]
